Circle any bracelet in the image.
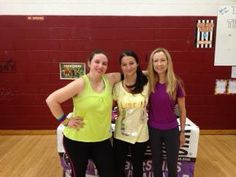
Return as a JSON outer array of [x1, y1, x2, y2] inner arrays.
[[57, 114, 67, 122], [62, 118, 70, 126]]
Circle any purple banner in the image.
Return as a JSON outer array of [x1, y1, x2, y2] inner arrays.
[[60, 153, 195, 177], [85, 159, 195, 177], [125, 160, 195, 177]]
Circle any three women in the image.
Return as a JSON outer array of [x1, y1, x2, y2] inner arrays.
[[46, 47, 186, 177]]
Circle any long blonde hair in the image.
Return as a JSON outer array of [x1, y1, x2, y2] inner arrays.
[[147, 48, 183, 100]]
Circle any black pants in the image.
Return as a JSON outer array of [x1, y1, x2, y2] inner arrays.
[[149, 127, 179, 177], [113, 138, 147, 177], [63, 136, 114, 177]]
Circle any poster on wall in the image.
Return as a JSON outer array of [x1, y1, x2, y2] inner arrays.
[[231, 67, 236, 78], [195, 19, 214, 48], [60, 62, 86, 80], [227, 80, 236, 94], [215, 79, 236, 95], [214, 5, 236, 66], [215, 79, 227, 95]]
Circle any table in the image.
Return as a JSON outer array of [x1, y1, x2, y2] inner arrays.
[[57, 118, 199, 177]]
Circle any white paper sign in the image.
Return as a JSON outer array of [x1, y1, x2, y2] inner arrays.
[[215, 79, 227, 94], [231, 67, 236, 78], [214, 5, 236, 66], [227, 80, 236, 94]]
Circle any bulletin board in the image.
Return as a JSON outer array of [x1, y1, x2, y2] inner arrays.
[[59, 62, 86, 80], [214, 5, 236, 66]]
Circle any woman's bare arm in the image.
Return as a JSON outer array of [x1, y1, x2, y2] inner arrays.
[[46, 78, 84, 118], [106, 72, 121, 87]]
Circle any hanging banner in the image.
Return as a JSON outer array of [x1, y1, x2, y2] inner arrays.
[[196, 19, 214, 48]]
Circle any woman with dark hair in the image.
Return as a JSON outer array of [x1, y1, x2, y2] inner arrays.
[[113, 50, 149, 177]]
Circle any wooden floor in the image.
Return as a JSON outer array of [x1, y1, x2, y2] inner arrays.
[[0, 134, 235, 177]]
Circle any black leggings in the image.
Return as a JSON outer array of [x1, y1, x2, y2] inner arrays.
[[113, 138, 147, 177], [63, 136, 114, 177], [149, 126, 180, 177]]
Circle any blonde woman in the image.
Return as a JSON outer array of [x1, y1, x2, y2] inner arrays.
[[147, 48, 186, 177]]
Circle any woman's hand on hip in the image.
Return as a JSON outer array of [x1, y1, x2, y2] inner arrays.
[[67, 116, 85, 130]]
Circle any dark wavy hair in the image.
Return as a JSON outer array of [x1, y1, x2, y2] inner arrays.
[[119, 50, 148, 94]]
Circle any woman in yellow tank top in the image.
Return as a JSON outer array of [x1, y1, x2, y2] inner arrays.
[[113, 50, 149, 177], [46, 50, 120, 177]]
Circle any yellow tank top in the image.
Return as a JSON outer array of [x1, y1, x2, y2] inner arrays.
[[63, 75, 113, 142], [113, 81, 149, 144]]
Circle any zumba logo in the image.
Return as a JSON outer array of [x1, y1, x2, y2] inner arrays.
[[124, 160, 188, 177], [179, 129, 191, 158], [159, 129, 191, 160]]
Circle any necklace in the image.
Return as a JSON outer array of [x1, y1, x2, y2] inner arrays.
[[125, 83, 135, 88], [123, 80, 135, 89]]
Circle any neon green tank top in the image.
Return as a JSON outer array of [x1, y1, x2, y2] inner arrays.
[[63, 75, 113, 142]]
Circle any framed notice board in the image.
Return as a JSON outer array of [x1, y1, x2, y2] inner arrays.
[[214, 5, 236, 66]]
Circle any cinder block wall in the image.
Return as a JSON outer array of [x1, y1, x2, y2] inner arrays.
[[0, 15, 235, 130]]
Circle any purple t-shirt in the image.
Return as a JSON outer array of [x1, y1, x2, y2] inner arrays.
[[148, 83, 185, 130]]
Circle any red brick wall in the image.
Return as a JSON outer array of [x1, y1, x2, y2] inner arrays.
[[0, 16, 235, 129]]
